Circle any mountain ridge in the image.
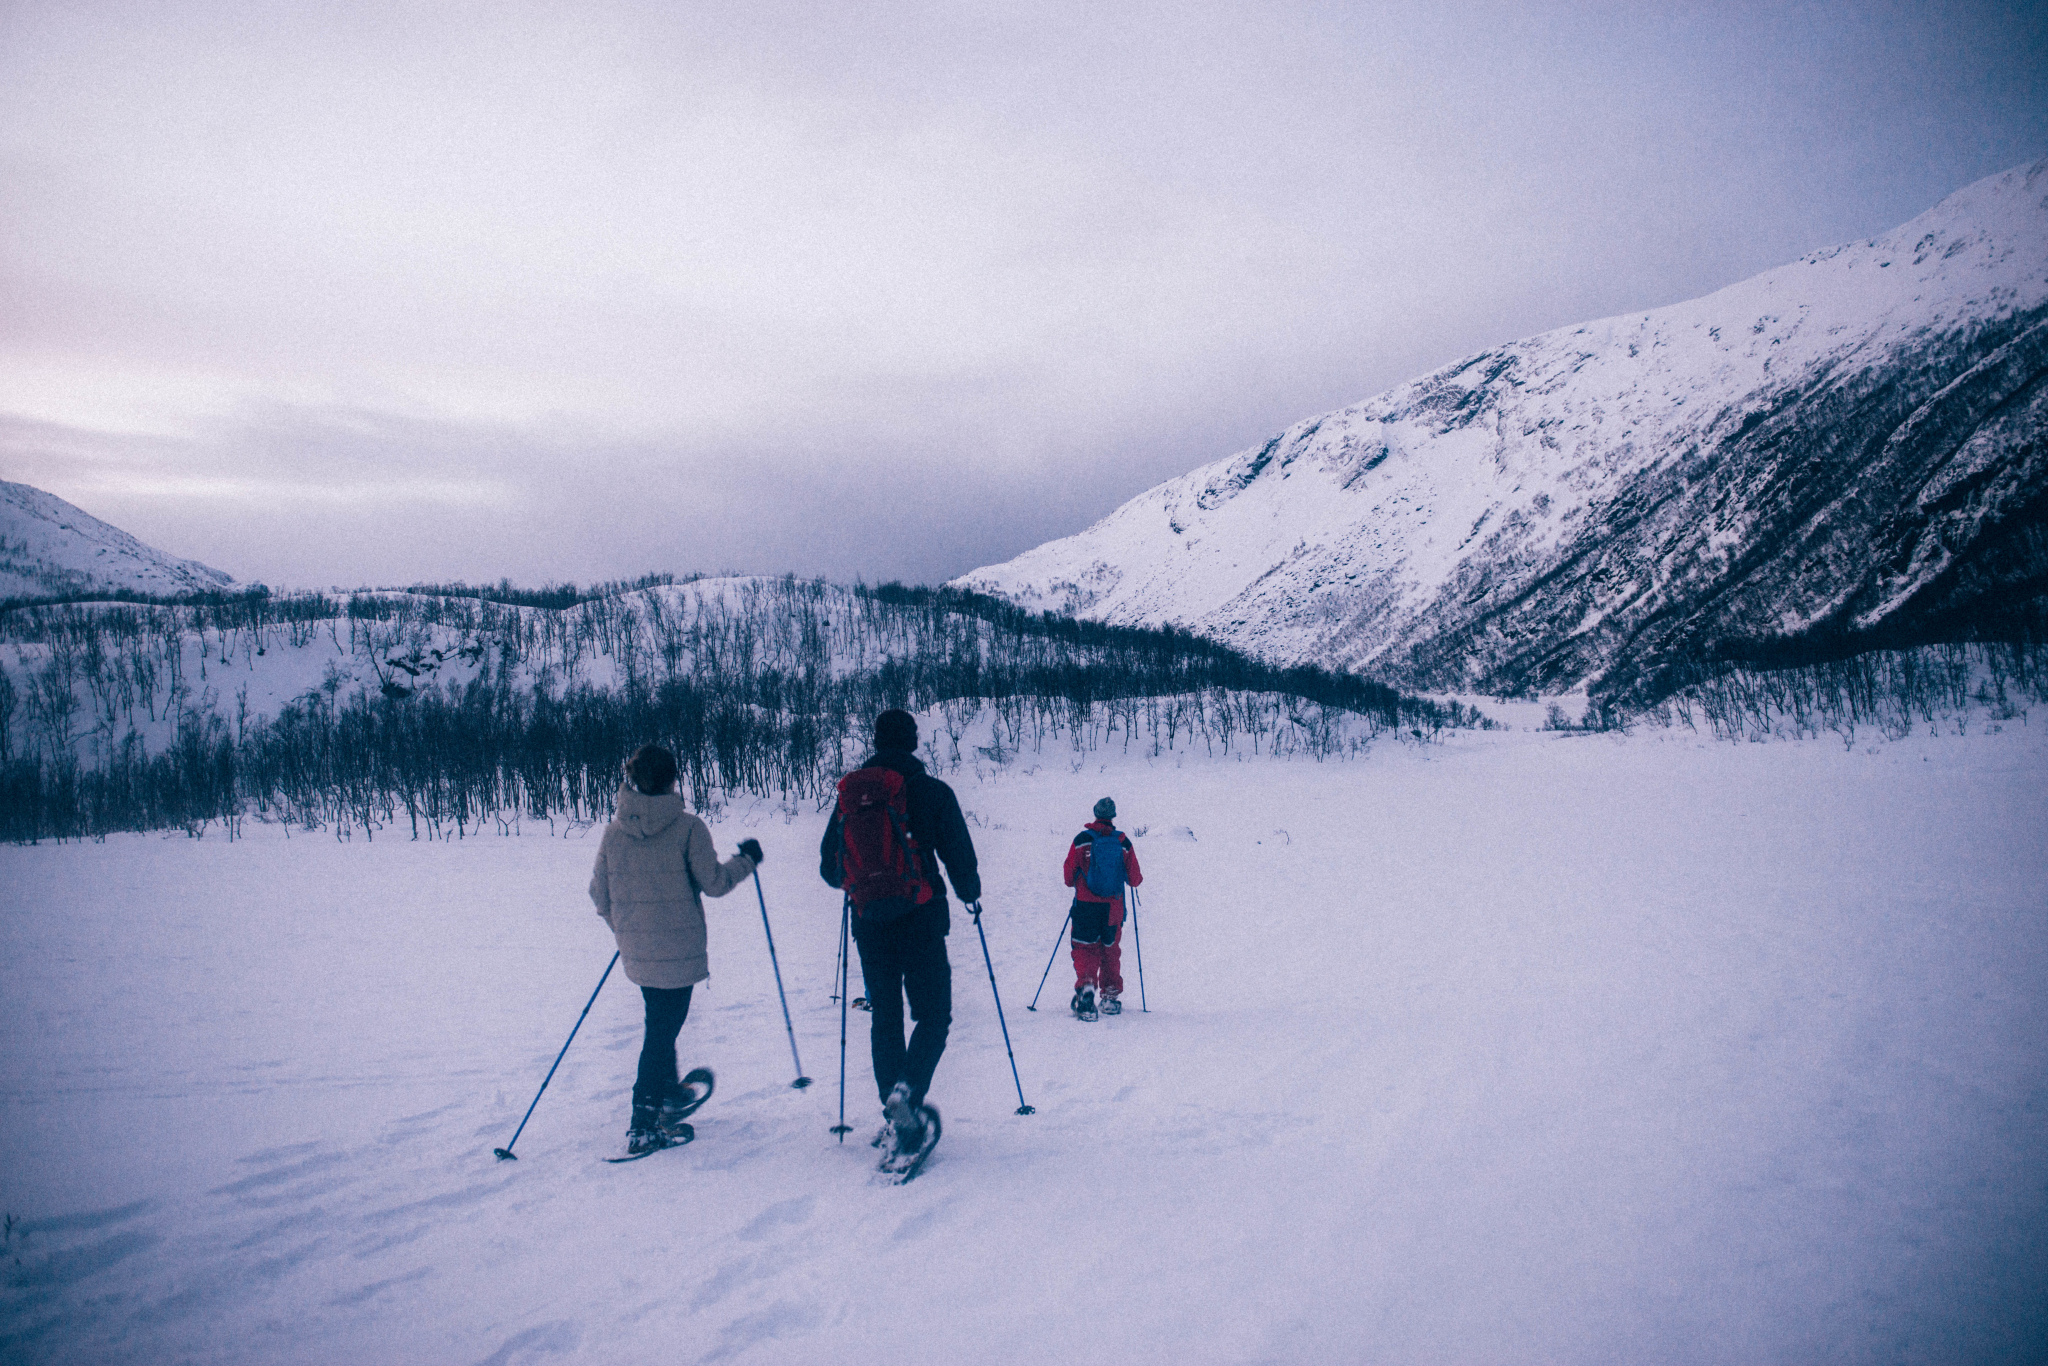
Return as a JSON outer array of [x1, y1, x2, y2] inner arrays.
[[1, 481, 236, 602], [956, 160, 2048, 701]]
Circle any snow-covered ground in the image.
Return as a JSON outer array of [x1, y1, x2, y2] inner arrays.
[[3, 721, 2045, 1364]]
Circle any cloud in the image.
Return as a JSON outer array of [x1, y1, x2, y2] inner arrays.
[[1, 0, 2043, 586], [0, 400, 1110, 590]]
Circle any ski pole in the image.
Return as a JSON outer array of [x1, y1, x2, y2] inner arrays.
[[494, 950, 618, 1161], [1026, 907, 1074, 1011], [752, 870, 811, 1089], [830, 908, 844, 1004], [831, 896, 853, 1140], [1130, 887, 1147, 1012], [971, 901, 1035, 1115]]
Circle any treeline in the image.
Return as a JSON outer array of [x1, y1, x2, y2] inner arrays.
[[1624, 641, 2048, 743], [0, 576, 1465, 842], [0, 583, 283, 616], [388, 571, 688, 611]]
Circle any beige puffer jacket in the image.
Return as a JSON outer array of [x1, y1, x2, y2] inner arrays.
[[589, 781, 756, 989]]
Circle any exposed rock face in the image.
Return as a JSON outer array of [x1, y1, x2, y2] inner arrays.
[[957, 161, 2048, 701], [1, 481, 236, 601]]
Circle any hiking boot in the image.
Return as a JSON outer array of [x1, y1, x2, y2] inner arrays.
[[1071, 985, 1098, 1021], [886, 1101, 942, 1180], [878, 1084, 942, 1176], [883, 1082, 917, 1135], [879, 1082, 925, 1172], [626, 1104, 664, 1155], [1101, 992, 1123, 1016]]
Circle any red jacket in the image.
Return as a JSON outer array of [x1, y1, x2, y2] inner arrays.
[[1063, 820, 1143, 906]]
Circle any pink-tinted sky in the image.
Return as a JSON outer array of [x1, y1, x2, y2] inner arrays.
[[2, 0, 2043, 588]]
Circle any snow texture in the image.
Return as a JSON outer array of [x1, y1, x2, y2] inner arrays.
[[957, 161, 2048, 700], [0, 483, 236, 602], [4, 720, 2045, 1362]]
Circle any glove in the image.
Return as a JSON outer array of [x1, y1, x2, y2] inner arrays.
[[738, 838, 764, 865]]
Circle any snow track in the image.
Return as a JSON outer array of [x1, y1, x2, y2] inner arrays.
[[3, 725, 2044, 1362]]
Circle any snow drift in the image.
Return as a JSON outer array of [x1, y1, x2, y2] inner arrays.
[[957, 161, 2048, 702]]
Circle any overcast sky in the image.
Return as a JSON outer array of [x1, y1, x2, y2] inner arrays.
[[2, 1, 2044, 589]]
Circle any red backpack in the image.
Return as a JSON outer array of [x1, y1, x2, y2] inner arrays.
[[835, 767, 935, 922]]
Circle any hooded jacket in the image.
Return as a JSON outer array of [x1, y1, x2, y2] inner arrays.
[[589, 781, 756, 988]]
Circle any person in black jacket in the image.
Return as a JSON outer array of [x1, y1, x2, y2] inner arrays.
[[820, 709, 980, 1168]]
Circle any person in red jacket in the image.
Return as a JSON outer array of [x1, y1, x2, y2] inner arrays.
[[1062, 797, 1143, 1019]]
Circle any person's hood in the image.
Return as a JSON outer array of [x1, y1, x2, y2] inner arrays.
[[861, 748, 927, 777], [614, 781, 685, 840]]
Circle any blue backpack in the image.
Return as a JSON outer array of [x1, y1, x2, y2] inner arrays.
[[1083, 829, 1127, 898]]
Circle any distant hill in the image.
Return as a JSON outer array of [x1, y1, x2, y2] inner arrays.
[[0, 577, 1455, 840], [958, 160, 2048, 703], [0, 481, 236, 602]]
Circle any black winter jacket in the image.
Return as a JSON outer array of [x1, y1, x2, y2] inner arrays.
[[820, 748, 981, 933]]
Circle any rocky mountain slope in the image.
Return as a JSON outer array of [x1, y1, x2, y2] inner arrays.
[[956, 161, 2048, 702], [1, 481, 235, 601]]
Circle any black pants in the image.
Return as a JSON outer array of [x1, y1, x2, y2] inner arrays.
[[1070, 900, 1119, 943], [633, 984, 694, 1110], [853, 913, 952, 1108]]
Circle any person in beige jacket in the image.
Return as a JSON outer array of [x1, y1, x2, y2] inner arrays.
[[589, 743, 762, 1153]]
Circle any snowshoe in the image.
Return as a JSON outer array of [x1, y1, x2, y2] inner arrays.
[[1101, 994, 1123, 1016], [878, 1084, 940, 1182], [1071, 985, 1099, 1022], [607, 1103, 688, 1162], [891, 1104, 941, 1184], [661, 1067, 715, 1137], [607, 1122, 693, 1163], [852, 996, 872, 1012]]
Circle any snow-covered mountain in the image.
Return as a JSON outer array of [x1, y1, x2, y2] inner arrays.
[[1, 481, 236, 600], [957, 161, 2048, 701]]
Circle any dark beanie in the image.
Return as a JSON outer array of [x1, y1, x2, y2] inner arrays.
[[874, 709, 918, 751], [1093, 797, 1116, 821], [627, 743, 679, 796]]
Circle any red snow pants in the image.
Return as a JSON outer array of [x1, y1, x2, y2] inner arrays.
[[1070, 900, 1124, 996]]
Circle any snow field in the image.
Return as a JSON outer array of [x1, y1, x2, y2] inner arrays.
[[2, 723, 2045, 1363]]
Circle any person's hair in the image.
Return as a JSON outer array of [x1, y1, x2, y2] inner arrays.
[[626, 744, 679, 796], [874, 708, 918, 751]]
